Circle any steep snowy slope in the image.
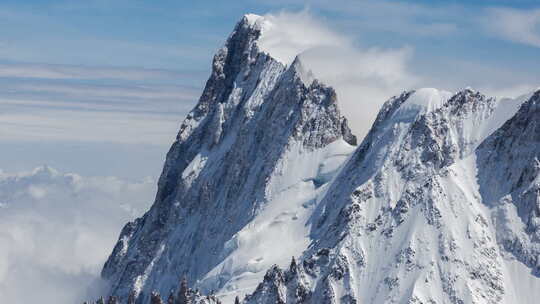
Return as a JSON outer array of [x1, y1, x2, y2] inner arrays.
[[101, 14, 356, 303], [244, 89, 540, 304]]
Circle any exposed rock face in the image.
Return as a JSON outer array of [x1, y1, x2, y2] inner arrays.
[[101, 13, 540, 304], [101, 15, 355, 303]]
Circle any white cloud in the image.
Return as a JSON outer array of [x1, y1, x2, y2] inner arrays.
[[484, 8, 540, 47], [257, 11, 419, 139], [480, 83, 540, 99], [300, 46, 418, 139], [0, 166, 156, 303], [256, 11, 350, 65], [256, 0, 462, 37]]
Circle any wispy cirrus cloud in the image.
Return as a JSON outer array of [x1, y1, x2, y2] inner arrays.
[[483, 7, 540, 48], [0, 62, 204, 83], [0, 62, 202, 145]]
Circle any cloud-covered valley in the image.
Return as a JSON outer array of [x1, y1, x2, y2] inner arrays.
[[0, 166, 155, 303]]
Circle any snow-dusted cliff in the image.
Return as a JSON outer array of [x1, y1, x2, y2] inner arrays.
[[101, 14, 355, 303], [101, 14, 540, 304]]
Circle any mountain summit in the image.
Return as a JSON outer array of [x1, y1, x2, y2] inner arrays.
[[101, 14, 356, 303], [101, 14, 540, 304]]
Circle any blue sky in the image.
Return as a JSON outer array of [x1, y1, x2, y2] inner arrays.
[[1, 0, 540, 177], [0, 0, 538, 71]]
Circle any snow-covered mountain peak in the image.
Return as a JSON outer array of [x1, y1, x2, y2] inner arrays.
[[392, 88, 453, 122], [98, 12, 540, 304], [232, 13, 289, 65], [402, 88, 452, 112], [392, 87, 489, 124], [242, 13, 264, 26], [101, 14, 356, 303]]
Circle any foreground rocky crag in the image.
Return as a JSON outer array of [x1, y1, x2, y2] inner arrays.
[[88, 278, 222, 304], [101, 14, 540, 304]]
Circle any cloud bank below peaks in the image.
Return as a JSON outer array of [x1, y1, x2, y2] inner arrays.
[[0, 166, 156, 304], [254, 11, 419, 140]]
